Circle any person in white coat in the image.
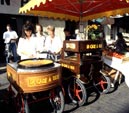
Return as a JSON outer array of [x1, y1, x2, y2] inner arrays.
[[45, 25, 63, 61], [35, 24, 46, 53], [3, 24, 18, 63], [17, 23, 37, 60]]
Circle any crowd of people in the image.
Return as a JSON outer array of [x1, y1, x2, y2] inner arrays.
[[3, 22, 129, 63], [3, 22, 65, 63]]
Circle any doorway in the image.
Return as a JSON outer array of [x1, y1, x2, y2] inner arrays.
[[0, 14, 38, 63]]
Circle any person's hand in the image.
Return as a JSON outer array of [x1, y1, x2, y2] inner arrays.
[[28, 54, 36, 58]]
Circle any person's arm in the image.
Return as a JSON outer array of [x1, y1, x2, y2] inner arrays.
[[3, 32, 5, 40], [3, 32, 11, 43], [44, 37, 50, 52], [17, 38, 25, 57], [17, 38, 32, 58], [13, 31, 18, 39], [54, 37, 63, 54], [3, 32, 6, 43], [10, 31, 18, 42]]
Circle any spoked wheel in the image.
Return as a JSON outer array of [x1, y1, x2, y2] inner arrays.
[[93, 73, 111, 94], [49, 86, 65, 113], [68, 78, 87, 106], [14, 93, 29, 113]]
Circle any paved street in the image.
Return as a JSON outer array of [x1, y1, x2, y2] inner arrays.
[[66, 82, 129, 113], [0, 64, 129, 113]]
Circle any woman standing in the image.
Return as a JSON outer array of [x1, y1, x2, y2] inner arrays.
[[35, 24, 46, 53], [45, 25, 63, 54], [17, 23, 37, 60], [45, 25, 63, 61]]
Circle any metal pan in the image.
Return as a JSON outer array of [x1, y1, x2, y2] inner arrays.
[[18, 58, 54, 69]]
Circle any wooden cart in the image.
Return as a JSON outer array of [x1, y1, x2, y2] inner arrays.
[[6, 59, 64, 113], [60, 40, 111, 106]]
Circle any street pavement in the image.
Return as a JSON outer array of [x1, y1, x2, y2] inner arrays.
[[0, 63, 129, 113]]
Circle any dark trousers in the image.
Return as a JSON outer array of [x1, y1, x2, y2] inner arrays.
[[5, 43, 18, 63]]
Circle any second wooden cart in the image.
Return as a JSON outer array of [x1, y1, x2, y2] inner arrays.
[[60, 40, 111, 106]]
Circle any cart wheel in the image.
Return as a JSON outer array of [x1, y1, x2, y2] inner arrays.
[[14, 93, 29, 113], [49, 86, 64, 113], [93, 73, 111, 94], [68, 78, 87, 106]]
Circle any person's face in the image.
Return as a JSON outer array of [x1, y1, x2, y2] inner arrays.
[[64, 31, 69, 36], [47, 30, 54, 36], [25, 30, 32, 38], [36, 25, 41, 32], [6, 26, 11, 31]]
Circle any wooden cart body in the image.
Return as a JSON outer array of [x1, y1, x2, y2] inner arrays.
[[7, 63, 61, 93], [60, 40, 103, 78]]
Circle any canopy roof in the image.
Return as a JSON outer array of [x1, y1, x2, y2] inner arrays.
[[19, 0, 129, 21]]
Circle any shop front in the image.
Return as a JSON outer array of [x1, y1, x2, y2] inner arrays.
[[0, 0, 38, 62]]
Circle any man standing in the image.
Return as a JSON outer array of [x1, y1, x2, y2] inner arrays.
[[3, 24, 18, 63], [115, 32, 128, 53], [63, 28, 76, 40]]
